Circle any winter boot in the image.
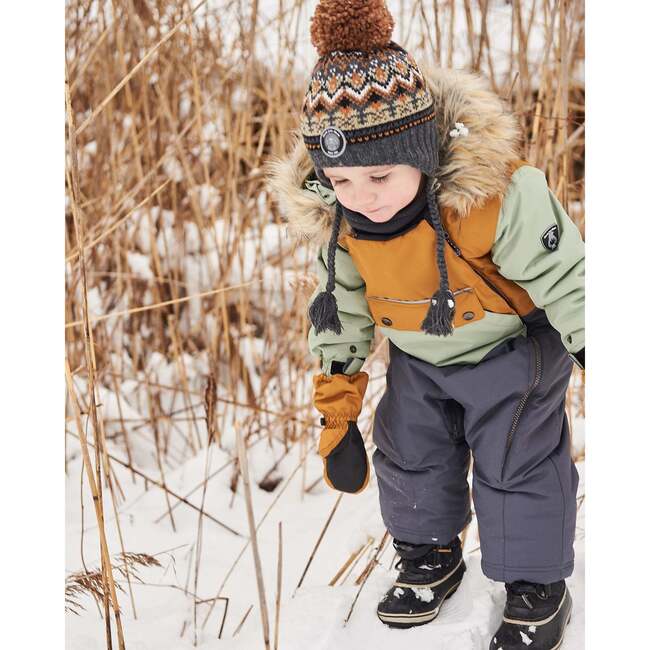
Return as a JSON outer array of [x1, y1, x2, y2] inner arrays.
[[490, 579, 572, 649], [376, 536, 465, 628]]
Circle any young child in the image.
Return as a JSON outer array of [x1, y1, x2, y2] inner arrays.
[[266, 2, 584, 648]]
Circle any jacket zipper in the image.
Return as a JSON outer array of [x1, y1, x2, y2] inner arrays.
[[367, 287, 473, 304], [442, 230, 519, 314], [501, 335, 542, 476]]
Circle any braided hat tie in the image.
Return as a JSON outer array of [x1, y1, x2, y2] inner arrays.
[[302, 0, 455, 337]]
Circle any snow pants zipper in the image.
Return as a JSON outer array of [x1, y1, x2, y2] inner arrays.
[[442, 229, 519, 314], [500, 335, 543, 478]]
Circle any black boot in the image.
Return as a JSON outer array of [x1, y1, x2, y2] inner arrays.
[[376, 536, 466, 628], [491, 580, 572, 649]]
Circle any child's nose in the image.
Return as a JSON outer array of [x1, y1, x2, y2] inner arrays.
[[353, 187, 377, 206]]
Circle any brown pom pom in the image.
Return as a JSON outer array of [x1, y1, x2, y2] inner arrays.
[[310, 0, 394, 57]]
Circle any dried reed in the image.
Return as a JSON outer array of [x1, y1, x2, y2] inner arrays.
[[66, 1, 584, 645]]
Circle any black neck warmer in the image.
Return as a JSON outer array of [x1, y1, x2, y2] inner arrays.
[[340, 175, 428, 239]]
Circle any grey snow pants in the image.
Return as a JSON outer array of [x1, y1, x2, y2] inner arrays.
[[372, 308, 579, 583]]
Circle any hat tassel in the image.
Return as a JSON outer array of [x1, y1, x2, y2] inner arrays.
[[420, 288, 455, 336], [309, 290, 342, 335]]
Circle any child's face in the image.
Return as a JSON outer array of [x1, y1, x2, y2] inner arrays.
[[322, 164, 423, 223]]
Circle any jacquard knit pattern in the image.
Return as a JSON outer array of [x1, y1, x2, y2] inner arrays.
[[300, 42, 435, 147]]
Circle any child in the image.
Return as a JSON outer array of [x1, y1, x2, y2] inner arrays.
[[266, 2, 584, 648]]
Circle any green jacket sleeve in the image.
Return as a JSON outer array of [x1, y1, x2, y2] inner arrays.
[[307, 242, 375, 376], [491, 165, 585, 353]]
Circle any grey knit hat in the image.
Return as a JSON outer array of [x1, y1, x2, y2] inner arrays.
[[300, 0, 455, 337]]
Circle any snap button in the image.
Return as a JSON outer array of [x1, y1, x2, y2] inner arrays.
[[349, 345, 357, 353], [462, 311, 475, 321], [381, 317, 393, 327]]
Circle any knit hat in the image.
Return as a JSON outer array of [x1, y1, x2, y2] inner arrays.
[[300, 0, 455, 338]]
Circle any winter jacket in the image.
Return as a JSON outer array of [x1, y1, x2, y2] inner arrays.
[[266, 66, 585, 378]]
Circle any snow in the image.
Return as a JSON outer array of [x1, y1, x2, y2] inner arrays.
[[190, 184, 221, 214], [520, 630, 533, 645], [163, 149, 184, 182], [66, 412, 585, 649], [412, 586, 435, 603], [126, 251, 154, 280]]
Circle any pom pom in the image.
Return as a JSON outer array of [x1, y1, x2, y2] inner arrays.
[[309, 290, 343, 335], [310, 0, 394, 57], [420, 289, 455, 336]]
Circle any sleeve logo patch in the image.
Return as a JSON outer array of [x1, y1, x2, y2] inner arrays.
[[541, 224, 560, 251]]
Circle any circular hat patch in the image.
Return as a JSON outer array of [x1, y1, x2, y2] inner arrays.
[[320, 126, 346, 158]]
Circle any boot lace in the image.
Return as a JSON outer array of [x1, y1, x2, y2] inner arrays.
[[505, 581, 552, 610], [394, 547, 450, 577]]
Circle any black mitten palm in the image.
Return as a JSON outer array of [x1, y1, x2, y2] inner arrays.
[[319, 419, 369, 493]]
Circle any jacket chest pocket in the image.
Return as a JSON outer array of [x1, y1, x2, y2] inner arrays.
[[366, 287, 486, 331]]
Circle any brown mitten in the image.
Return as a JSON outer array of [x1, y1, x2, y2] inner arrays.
[[313, 371, 370, 494]]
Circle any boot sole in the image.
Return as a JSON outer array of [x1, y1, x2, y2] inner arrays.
[[376, 580, 462, 628]]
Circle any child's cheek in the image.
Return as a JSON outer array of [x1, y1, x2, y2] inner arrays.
[[335, 188, 349, 207]]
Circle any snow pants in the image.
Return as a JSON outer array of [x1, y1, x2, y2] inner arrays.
[[372, 308, 578, 583]]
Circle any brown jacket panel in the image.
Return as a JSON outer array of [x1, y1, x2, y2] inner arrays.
[[442, 159, 536, 317], [342, 218, 517, 332]]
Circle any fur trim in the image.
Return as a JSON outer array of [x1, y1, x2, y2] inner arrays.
[[265, 131, 352, 248], [426, 66, 522, 217], [264, 65, 522, 245]]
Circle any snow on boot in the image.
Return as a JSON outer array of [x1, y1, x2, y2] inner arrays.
[[376, 536, 465, 628], [490, 579, 572, 649]]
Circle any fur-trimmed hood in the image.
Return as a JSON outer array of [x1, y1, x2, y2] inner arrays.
[[264, 65, 522, 248]]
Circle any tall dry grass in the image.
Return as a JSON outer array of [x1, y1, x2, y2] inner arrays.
[[65, 1, 585, 646]]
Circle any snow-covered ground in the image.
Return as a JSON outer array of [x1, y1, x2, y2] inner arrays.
[[66, 409, 584, 649]]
